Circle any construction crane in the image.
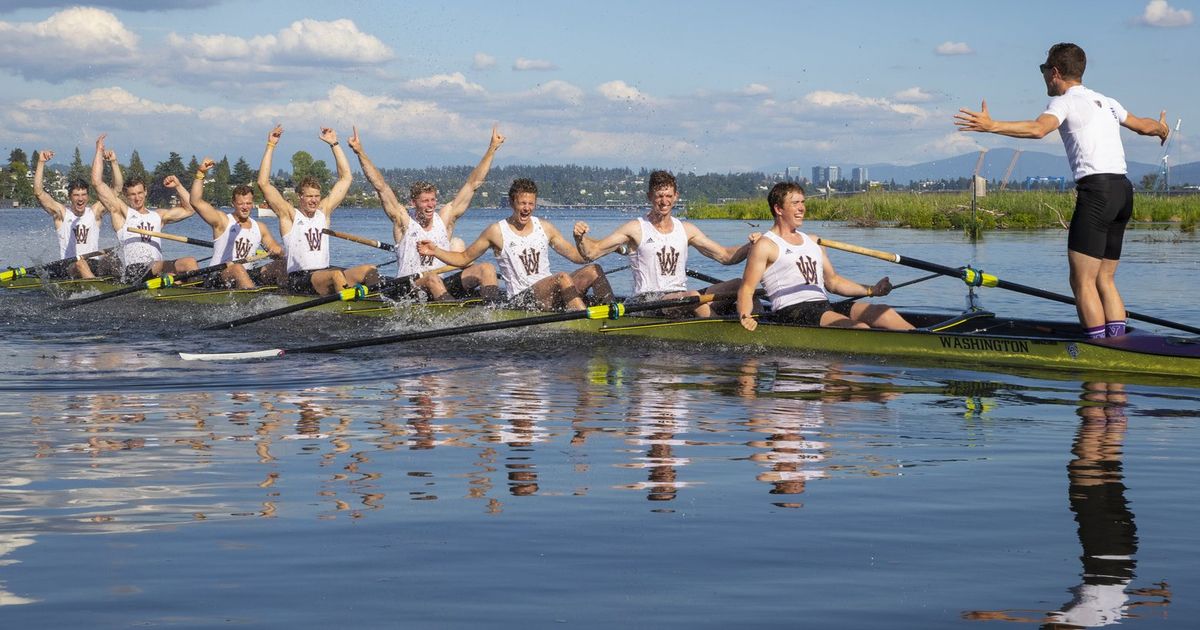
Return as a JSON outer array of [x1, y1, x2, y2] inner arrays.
[[999, 150, 1022, 191]]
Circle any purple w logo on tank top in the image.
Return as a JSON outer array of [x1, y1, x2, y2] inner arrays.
[[304, 228, 322, 251], [796, 256, 819, 285], [72, 224, 89, 244], [656, 247, 680, 276], [519, 248, 541, 275]]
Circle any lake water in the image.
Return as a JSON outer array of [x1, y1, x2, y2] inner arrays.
[[1, 206, 1198, 628]]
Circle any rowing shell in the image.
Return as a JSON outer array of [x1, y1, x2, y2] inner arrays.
[[7, 276, 1199, 379]]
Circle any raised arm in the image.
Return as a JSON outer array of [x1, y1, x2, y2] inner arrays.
[[442, 124, 505, 224], [573, 220, 638, 261], [159, 175, 196, 224], [189, 157, 227, 233], [106, 148, 123, 195], [347, 126, 409, 229], [257, 125, 293, 221], [687, 224, 757, 265], [33, 150, 65, 219], [954, 100, 1060, 139], [319, 127, 353, 215], [1121, 109, 1170, 145], [90, 135, 127, 219], [416, 224, 499, 268]]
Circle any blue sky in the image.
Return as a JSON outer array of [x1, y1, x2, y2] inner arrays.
[[0, 0, 1194, 174]]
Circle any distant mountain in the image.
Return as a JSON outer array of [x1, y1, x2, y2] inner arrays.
[[841, 148, 1159, 185], [1167, 160, 1200, 187]]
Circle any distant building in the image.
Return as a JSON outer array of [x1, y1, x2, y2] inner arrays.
[[851, 167, 868, 187], [811, 166, 827, 186], [785, 166, 805, 182], [827, 165, 841, 184]]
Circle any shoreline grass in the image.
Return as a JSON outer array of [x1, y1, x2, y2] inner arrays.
[[688, 191, 1198, 233]]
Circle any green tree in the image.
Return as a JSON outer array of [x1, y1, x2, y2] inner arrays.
[[231, 157, 255, 186], [1141, 173, 1159, 191], [7, 149, 33, 205], [211, 156, 232, 204], [67, 146, 88, 184], [290, 150, 314, 184], [126, 150, 150, 187], [149, 152, 186, 206]]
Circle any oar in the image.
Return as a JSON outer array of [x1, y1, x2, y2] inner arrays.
[[52, 252, 269, 310], [686, 269, 726, 285], [128, 227, 214, 248], [2, 248, 115, 282], [834, 272, 943, 306], [181, 293, 719, 361], [818, 237, 1200, 336], [202, 265, 458, 330], [323, 228, 394, 252]]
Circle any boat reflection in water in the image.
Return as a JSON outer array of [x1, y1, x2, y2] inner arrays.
[[964, 381, 1171, 627]]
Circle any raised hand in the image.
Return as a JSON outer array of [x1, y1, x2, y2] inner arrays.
[[954, 100, 993, 133], [490, 124, 506, 150], [320, 127, 338, 146], [39, 149, 54, 163], [200, 157, 216, 172], [268, 125, 284, 144], [348, 126, 362, 153], [163, 175, 181, 189]]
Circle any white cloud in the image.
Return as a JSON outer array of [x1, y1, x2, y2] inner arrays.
[[521, 80, 584, 106], [513, 57, 558, 71], [919, 132, 983, 156], [741, 83, 771, 96], [935, 41, 973, 56], [473, 52, 496, 70], [804, 90, 928, 117], [403, 72, 485, 95], [561, 129, 698, 162], [0, 8, 139, 81], [597, 80, 657, 104], [20, 87, 193, 115], [164, 18, 393, 78], [893, 87, 937, 103], [1137, 0, 1193, 27]]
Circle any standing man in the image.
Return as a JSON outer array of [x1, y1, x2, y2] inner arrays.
[[736, 182, 913, 331], [190, 157, 283, 289], [418, 178, 612, 311], [257, 125, 377, 295], [32, 148, 121, 278], [954, 43, 1169, 339], [90, 135, 198, 282], [347, 125, 502, 301], [574, 170, 756, 317]]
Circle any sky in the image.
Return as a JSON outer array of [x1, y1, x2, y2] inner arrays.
[[0, 0, 1195, 174]]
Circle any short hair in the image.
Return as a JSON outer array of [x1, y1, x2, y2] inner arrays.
[[296, 176, 322, 194], [409, 181, 437, 200], [1045, 43, 1086, 80], [508, 178, 538, 199], [67, 179, 89, 194], [647, 170, 677, 195], [231, 184, 254, 200], [123, 176, 146, 192], [768, 182, 805, 211]]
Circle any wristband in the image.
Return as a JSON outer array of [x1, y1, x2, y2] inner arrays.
[[195, 171, 206, 180], [866, 286, 873, 296], [330, 141, 340, 147], [267, 141, 277, 148]]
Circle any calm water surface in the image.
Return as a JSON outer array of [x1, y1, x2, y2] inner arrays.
[[1, 207, 1198, 628]]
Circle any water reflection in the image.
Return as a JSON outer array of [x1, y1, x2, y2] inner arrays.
[[964, 381, 1172, 627]]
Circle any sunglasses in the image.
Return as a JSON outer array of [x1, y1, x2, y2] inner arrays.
[[1039, 63, 1052, 73]]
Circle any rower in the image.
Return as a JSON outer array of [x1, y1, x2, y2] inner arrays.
[[736, 182, 914, 331], [257, 125, 377, 296], [573, 170, 757, 317], [32, 148, 120, 279], [190, 157, 284, 289], [90, 135, 198, 283], [417, 178, 613, 311], [348, 125, 502, 301]]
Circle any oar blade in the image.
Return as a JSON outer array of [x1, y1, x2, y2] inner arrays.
[[179, 348, 285, 361]]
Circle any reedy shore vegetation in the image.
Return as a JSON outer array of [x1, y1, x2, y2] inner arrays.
[[688, 191, 1198, 233]]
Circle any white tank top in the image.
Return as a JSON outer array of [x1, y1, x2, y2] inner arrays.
[[396, 213, 451, 276], [496, 216, 551, 297], [57, 207, 100, 258], [284, 209, 330, 273], [212, 215, 264, 265], [117, 208, 164, 266], [630, 217, 688, 295], [760, 230, 827, 310]]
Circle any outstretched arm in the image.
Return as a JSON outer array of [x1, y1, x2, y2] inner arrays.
[[33, 150, 65, 219], [416, 225, 498, 268], [189, 157, 227, 233], [1122, 109, 1170, 145], [573, 220, 637, 261], [348, 126, 409, 229], [320, 127, 353, 215], [257, 125, 293, 221], [954, 100, 1060, 139], [91, 135, 127, 219], [687, 224, 756, 265], [819, 246, 892, 298], [442, 124, 505, 224], [159, 175, 195, 224]]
